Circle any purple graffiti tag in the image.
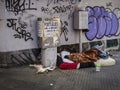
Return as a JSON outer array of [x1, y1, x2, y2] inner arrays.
[[108, 13, 118, 35], [101, 7, 112, 36], [85, 16, 97, 40], [93, 6, 102, 18], [104, 16, 112, 36], [96, 17, 106, 38], [85, 6, 119, 41], [85, 6, 94, 16]]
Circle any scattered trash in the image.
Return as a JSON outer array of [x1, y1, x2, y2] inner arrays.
[[95, 63, 101, 71], [29, 64, 56, 73], [50, 83, 53, 86]]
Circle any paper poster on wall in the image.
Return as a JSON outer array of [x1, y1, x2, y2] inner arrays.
[[38, 18, 61, 48], [43, 18, 60, 37]]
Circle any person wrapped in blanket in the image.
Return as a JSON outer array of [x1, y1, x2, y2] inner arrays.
[[56, 48, 99, 70], [56, 45, 116, 70]]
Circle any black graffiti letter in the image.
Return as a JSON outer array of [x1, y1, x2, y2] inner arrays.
[[7, 19, 17, 30]]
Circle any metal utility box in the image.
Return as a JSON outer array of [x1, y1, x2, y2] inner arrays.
[[73, 11, 88, 30], [37, 18, 61, 67]]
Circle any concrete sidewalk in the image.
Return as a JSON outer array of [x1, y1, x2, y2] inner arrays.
[[0, 52, 120, 90]]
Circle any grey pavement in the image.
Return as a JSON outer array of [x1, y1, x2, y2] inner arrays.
[[0, 51, 120, 90]]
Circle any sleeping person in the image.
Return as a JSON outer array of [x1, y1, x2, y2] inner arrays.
[[56, 50, 96, 70]]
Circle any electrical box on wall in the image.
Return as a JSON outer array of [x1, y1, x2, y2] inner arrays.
[[73, 11, 88, 30]]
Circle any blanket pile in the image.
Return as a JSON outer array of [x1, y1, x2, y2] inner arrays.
[[67, 48, 99, 63]]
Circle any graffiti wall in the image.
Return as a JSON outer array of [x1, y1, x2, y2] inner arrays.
[[0, 0, 120, 52], [0, 0, 38, 52], [82, 4, 120, 42], [0, 0, 80, 52], [0, 0, 120, 66]]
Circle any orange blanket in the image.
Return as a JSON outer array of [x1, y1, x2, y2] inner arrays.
[[67, 49, 99, 63]]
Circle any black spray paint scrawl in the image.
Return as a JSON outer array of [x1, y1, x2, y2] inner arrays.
[[5, 0, 37, 15], [60, 21, 69, 41], [7, 18, 33, 41]]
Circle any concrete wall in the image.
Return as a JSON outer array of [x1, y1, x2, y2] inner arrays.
[[0, 0, 120, 66]]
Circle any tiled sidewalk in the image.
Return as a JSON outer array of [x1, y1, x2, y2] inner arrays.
[[0, 52, 120, 90]]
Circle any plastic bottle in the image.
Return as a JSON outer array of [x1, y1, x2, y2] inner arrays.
[[96, 63, 101, 71]]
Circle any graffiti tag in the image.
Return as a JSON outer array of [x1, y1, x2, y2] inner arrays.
[[41, 5, 73, 19], [85, 6, 119, 41], [5, 0, 37, 15], [7, 18, 33, 41], [47, 0, 81, 6], [60, 21, 69, 41]]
